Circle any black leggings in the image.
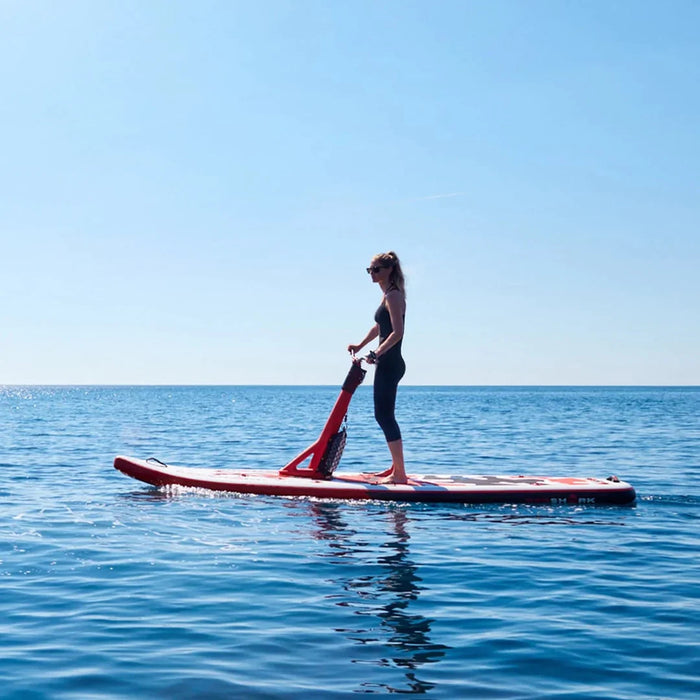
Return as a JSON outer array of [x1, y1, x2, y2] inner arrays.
[[373, 355, 406, 443]]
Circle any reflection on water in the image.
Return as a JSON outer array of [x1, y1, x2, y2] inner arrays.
[[308, 503, 450, 694], [443, 510, 630, 527]]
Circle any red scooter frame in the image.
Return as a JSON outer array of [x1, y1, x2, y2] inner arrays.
[[279, 359, 367, 479]]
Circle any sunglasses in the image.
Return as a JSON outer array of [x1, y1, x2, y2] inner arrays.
[[366, 265, 389, 274]]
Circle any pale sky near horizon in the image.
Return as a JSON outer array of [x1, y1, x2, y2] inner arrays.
[[2, 1, 698, 385]]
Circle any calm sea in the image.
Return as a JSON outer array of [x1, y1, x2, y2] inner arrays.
[[2, 384, 698, 699]]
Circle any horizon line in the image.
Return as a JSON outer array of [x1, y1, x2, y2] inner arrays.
[[2, 383, 698, 389]]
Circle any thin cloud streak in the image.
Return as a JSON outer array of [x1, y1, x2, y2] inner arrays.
[[414, 192, 464, 200]]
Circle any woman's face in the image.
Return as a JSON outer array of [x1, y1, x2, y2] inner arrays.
[[367, 260, 391, 285]]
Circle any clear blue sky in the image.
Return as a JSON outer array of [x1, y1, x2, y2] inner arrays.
[[2, 1, 698, 385]]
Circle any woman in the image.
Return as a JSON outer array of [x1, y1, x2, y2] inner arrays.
[[347, 251, 407, 484]]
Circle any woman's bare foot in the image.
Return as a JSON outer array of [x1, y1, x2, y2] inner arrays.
[[376, 472, 408, 485], [372, 441, 408, 483]]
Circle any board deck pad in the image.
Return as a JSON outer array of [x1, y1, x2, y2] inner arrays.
[[114, 456, 636, 506]]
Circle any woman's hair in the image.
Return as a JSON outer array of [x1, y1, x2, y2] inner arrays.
[[373, 251, 405, 295]]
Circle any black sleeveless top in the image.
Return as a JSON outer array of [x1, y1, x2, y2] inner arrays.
[[374, 293, 404, 359]]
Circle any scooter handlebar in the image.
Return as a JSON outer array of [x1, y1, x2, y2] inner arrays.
[[350, 352, 376, 365]]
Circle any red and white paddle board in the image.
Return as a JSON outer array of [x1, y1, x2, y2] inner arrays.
[[114, 456, 636, 506]]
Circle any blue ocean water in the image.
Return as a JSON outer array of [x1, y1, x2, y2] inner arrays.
[[1, 384, 698, 699]]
